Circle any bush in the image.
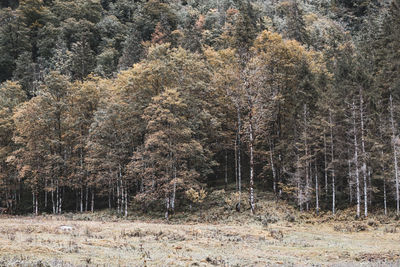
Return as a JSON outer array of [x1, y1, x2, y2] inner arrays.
[[384, 225, 397, 233], [367, 219, 378, 227], [285, 213, 296, 223], [333, 222, 367, 232]]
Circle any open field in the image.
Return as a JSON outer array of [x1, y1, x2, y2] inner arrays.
[[0, 213, 400, 266]]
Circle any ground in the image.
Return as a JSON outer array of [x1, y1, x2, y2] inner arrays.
[[1, 191, 400, 266], [0, 214, 399, 266]]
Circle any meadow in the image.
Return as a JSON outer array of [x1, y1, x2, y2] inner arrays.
[[1, 199, 400, 266]]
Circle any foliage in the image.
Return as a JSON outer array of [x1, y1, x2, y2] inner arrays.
[[0, 0, 399, 219]]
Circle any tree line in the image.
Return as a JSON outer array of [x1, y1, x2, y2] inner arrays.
[[0, 0, 400, 219]]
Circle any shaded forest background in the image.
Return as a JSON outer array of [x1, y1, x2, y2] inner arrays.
[[0, 0, 400, 219]]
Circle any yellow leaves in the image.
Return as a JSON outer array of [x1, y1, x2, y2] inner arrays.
[[18, 164, 31, 178], [304, 13, 318, 25], [204, 47, 237, 69], [147, 43, 171, 61], [185, 188, 207, 203], [272, 93, 284, 102], [253, 30, 283, 53], [251, 29, 331, 82]]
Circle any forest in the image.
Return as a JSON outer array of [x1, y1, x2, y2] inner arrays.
[[0, 0, 400, 220]]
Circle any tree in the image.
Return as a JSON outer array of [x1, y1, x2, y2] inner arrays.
[[118, 27, 144, 70], [0, 81, 26, 212], [70, 38, 95, 80], [252, 30, 327, 210], [65, 78, 100, 212], [12, 72, 70, 214], [131, 88, 207, 219], [0, 8, 30, 82]]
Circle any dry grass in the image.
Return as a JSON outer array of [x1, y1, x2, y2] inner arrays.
[[0, 213, 400, 266], [1, 192, 400, 266]]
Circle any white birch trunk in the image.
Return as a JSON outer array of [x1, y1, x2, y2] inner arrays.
[[235, 133, 238, 191], [390, 94, 400, 215], [353, 101, 361, 218], [165, 197, 170, 220], [35, 193, 38, 216], [237, 106, 242, 211], [269, 139, 277, 194], [124, 180, 128, 217], [249, 112, 255, 214], [329, 110, 335, 215], [80, 187, 83, 213], [32, 191, 35, 215], [52, 178, 55, 214], [59, 188, 62, 214], [348, 151, 352, 204], [359, 88, 368, 217], [324, 132, 328, 199], [171, 165, 177, 213], [304, 104, 309, 211], [85, 186, 88, 212], [382, 149, 387, 216], [91, 189, 94, 212]]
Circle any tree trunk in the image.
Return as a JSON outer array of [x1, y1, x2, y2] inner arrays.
[[390, 94, 399, 215], [237, 106, 242, 211], [108, 179, 112, 209], [51, 178, 55, 214], [34, 192, 38, 216], [353, 100, 361, 218], [80, 148, 84, 212], [124, 180, 128, 217], [249, 112, 255, 214], [368, 168, 372, 206], [117, 169, 121, 214], [225, 150, 228, 188], [384, 176, 387, 216], [91, 189, 94, 212], [165, 197, 170, 220], [171, 164, 177, 213], [59, 187, 63, 214], [348, 150, 352, 204], [324, 131, 328, 199], [44, 179, 47, 209], [304, 104, 309, 211], [296, 155, 303, 211], [75, 191, 79, 212], [85, 186, 88, 212], [380, 128, 387, 216], [80, 187, 83, 212], [235, 133, 238, 191], [315, 159, 319, 215], [56, 183, 59, 214], [329, 110, 335, 215], [269, 139, 277, 194], [347, 149, 353, 205], [359, 88, 368, 217], [32, 191, 35, 215]]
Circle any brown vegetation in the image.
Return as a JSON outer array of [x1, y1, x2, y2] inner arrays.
[[1, 196, 400, 266]]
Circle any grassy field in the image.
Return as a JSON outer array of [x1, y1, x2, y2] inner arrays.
[[0, 211, 400, 266], [1, 191, 400, 266]]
